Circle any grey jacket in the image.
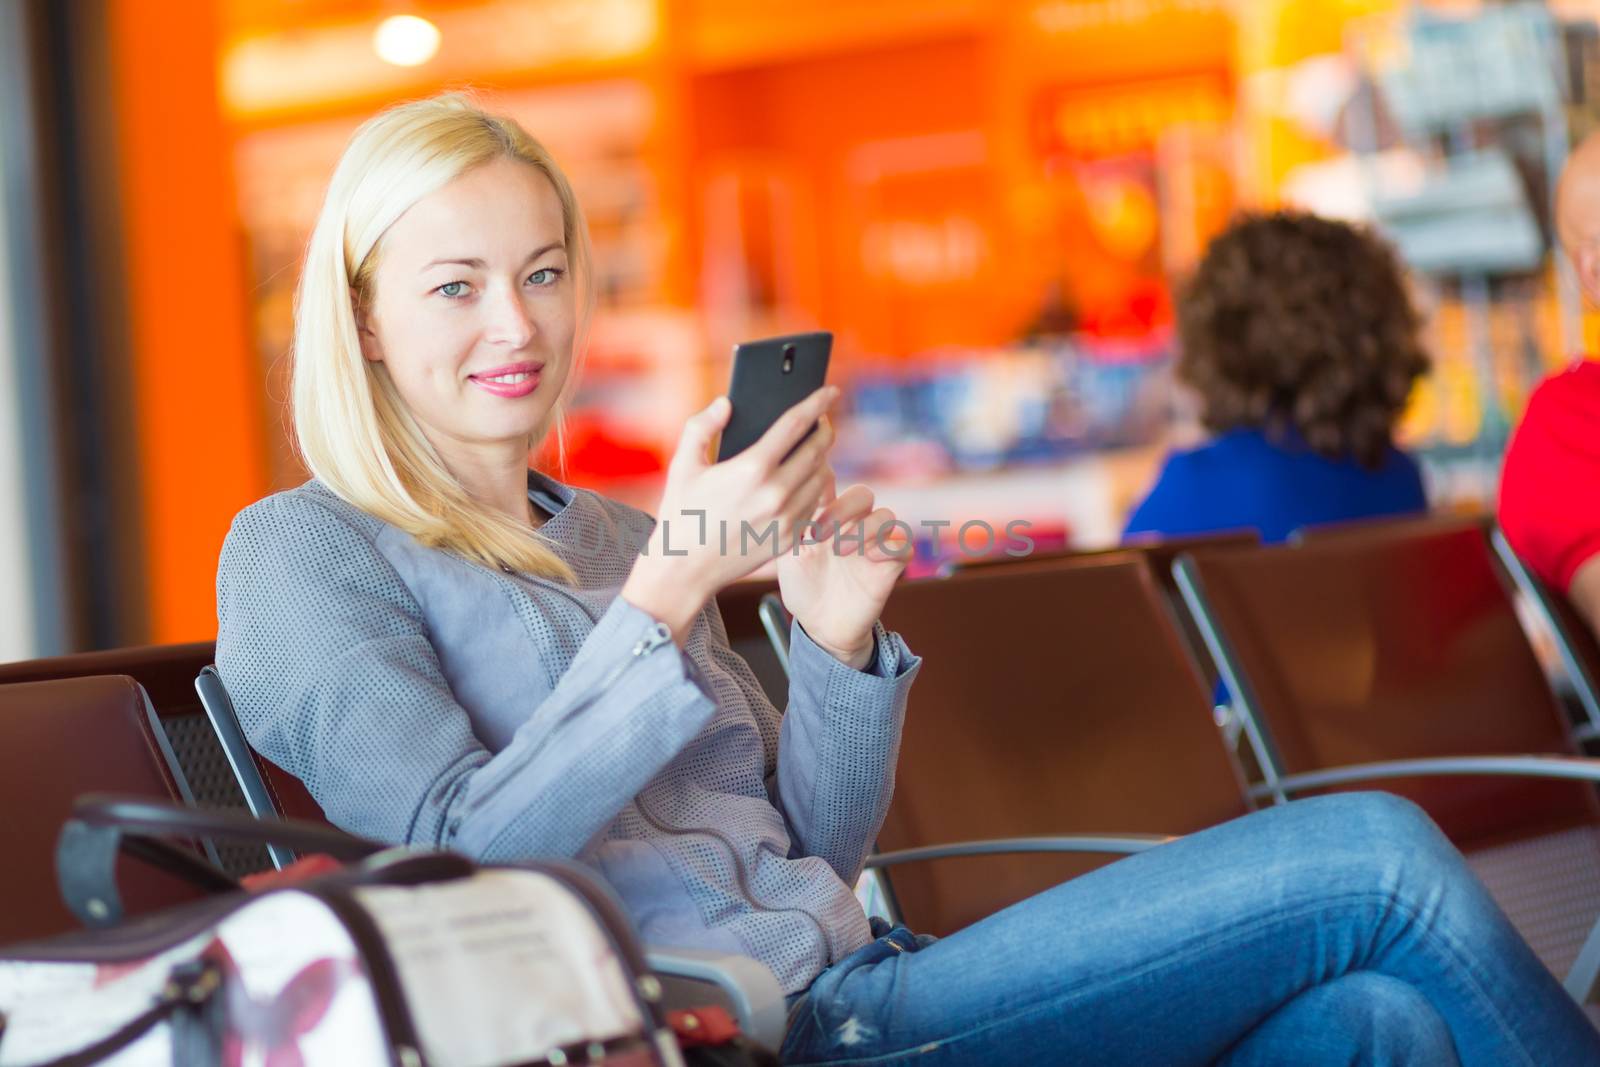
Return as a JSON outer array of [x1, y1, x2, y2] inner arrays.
[[215, 474, 920, 993]]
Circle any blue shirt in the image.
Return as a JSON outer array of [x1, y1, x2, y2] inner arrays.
[[1123, 428, 1428, 544]]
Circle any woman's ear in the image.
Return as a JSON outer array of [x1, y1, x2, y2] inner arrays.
[[351, 289, 382, 364]]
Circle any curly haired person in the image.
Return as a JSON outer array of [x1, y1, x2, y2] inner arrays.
[[1125, 212, 1430, 544]]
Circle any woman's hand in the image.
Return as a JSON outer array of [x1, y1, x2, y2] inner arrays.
[[621, 387, 839, 643], [777, 470, 911, 669]]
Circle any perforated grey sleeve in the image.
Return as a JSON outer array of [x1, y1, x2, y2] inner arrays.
[[215, 492, 717, 860], [775, 619, 920, 884]]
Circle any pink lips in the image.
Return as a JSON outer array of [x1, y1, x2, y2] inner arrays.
[[467, 361, 543, 399]]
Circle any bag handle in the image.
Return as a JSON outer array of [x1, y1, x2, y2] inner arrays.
[[57, 794, 387, 928]]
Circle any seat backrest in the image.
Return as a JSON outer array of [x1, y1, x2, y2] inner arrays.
[[952, 531, 1261, 690], [955, 530, 1259, 591], [713, 580, 788, 710], [875, 555, 1251, 935], [0, 643, 272, 875], [1176, 526, 1596, 846], [1291, 511, 1491, 545], [0, 643, 235, 808], [0, 676, 210, 945]]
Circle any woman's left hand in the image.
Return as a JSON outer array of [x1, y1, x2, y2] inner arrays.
[[776, 468, 911, 670]]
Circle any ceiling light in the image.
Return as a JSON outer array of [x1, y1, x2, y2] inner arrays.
[[373, 14, 441, 67]]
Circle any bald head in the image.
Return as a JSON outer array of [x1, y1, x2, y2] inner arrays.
[[1559, 132, 1600, 305]]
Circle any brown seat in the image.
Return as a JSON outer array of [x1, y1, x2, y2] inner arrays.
[[0, 643, 274, 875], [255, 756, 327, 825], [1176, 525, 1600, 979], [0, 676, 210, 945], [874, 555, 1251, 936], [952, 529, 1258, 592], [952, 531, 1259, 692], [0, 642, 215, 709], [1290, 510, 1491, 545]]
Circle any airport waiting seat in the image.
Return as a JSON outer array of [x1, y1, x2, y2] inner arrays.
[[948, 531, 1261, 736], [1295, 513, 1600, 748], [0, 642, 271, 875], [870, 554, 1252, 936], [0, 676, 217, 944], [953, 528, 1259, 585], [1176, 525, 1600, 996], [713, 549, 1252, 935], [1289, 510, 1492, 547]]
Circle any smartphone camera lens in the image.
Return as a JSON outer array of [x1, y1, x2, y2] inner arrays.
[[781, 344, 795, 374]]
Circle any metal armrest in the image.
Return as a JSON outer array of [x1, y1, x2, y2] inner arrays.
[[646, 944, 787, 1052], [864, 834, 1173, 869], [757, 593, 791, 674], [1247, 754, 1600, 801]]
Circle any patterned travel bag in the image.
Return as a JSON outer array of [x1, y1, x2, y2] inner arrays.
[[0, 796, 686, 1067]]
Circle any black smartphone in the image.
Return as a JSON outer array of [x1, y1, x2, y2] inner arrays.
[[716, 331, 833, 462]]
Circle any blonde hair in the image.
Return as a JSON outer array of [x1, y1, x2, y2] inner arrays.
[[292, 92, 591, 581]]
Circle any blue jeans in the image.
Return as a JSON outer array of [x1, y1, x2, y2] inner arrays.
[[779, 793, 1600, 1065]]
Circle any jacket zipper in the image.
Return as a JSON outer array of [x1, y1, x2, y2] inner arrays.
[[632, 791, 837, 963], [453, 616, 673, 828]]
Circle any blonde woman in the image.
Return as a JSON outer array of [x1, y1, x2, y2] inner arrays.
[[217, 94, 1600, 1066]]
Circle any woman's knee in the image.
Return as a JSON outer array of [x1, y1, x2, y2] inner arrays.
[[1221, 972, 1460, 1067], [1268, 792, 1474, 908], [1293, 792, 1454, 863]]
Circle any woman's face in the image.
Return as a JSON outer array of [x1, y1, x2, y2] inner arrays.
[[359, 156, 575, 463]]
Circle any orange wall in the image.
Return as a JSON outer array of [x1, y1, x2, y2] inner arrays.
[[684, 7, 1233, 358], [690, 36, 1023, 358], [107, 1, 268, 642]]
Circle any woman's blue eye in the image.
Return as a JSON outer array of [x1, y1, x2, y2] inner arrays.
[[437, 281, 468, 298], [528, 268, 562, 287]]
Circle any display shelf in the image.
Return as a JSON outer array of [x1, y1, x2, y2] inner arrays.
[[868, 444, 1166, 551]]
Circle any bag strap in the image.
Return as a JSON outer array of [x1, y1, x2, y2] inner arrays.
[[21, 958, 225, 1067], [56, 795, 386, 928]]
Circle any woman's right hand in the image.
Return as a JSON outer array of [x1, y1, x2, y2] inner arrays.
[[620, 386, 839, 643]]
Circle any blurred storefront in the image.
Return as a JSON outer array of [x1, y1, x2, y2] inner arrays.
[[8, 0, 1600, 648]]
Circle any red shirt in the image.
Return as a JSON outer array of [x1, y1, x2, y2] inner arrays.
[[1499, 359, 1600, 591]]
